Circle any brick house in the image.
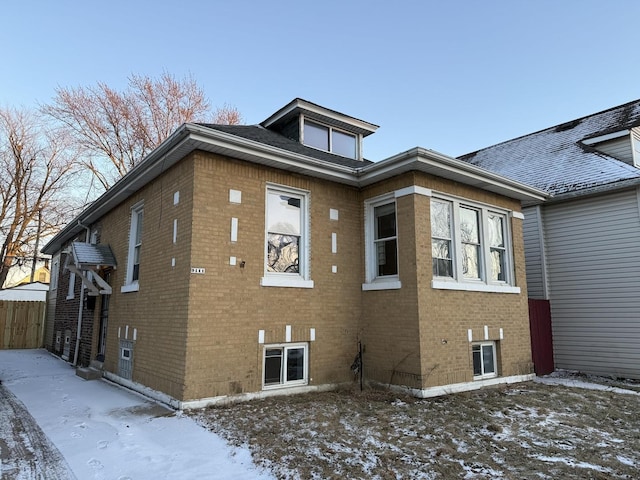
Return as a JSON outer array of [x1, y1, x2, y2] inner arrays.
[[41, 99, 546, 408]]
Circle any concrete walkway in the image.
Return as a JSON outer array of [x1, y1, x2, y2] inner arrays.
[[0, 349, 272, 480]]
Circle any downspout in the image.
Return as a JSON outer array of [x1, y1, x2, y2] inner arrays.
[[73, 221, 91, 366]]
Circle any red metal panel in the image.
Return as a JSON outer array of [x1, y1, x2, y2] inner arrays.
[[528, 299, 554, 375]]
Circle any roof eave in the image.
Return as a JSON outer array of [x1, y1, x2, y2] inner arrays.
[[42, 125, 361, 254], [261, 98, 379, 136], [359, 147, 549, 204], [43, 132, 549, 255]]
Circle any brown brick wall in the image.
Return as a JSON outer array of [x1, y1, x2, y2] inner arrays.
[[360, 172, 531, 390], [64, 153, 532, 402], [182, 153, 363, 400], [96, 158, 195, 400]]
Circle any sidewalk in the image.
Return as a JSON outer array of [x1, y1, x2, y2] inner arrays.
[[0, 349, 273, 480]]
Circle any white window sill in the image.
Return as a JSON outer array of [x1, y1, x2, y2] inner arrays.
[[432, 279, 520, 294], [263, 380, 308, 390], [260, 276, 314, 289], [66, 295, 74, 300], [362, 279, 402, 291], [120, 282, 140, 293], [474, 373, 498, 381]]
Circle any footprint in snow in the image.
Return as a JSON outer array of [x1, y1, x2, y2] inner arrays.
[[87, 458, 104, 470], [97, 440, 109, 449]]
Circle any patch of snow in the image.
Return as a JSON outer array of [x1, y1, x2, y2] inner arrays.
[[617, 455, 635, 467], [0, 349, 273, 480], [533, 455, 611, 473], [536, 372, 640, 396]]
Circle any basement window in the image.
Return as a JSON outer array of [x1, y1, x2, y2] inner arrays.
[[472, 342, 497, 379], [263, 343, 308, 389]]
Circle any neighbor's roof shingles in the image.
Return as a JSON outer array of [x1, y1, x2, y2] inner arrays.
[[459, 100, 640, 196]]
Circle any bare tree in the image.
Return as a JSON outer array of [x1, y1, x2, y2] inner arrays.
[[43, 72, 242, 191], [0, 107, 79, 287]]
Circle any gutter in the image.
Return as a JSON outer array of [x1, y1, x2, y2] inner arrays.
[[358, 147, 549, 202], [42, 126, 549, 255]]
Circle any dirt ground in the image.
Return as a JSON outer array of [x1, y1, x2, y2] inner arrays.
[[191, 377, 640, 480]]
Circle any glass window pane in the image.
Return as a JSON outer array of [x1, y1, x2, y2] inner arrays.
[[432, 240, 453, 277], [462, 244, 480, 279], [286, 347, 305, 381], [460, 207, 479, 243], [482, 345, 495, 374], [488, 214, 504, 247], [267, 234, 299, 273], [374, 203, 396, 239], [376, 238, 398, 276], [332, 130, 356, 158], [430, 200, 451, 238], [264, 349, 283, 385], [267, 192, 301, 235], [490, 249, 505, 282], [135, 210, 144, 243], [472, 345, 482, 376], [304, 121, 329, 151]]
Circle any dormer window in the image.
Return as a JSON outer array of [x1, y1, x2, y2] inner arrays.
[[261, 99, 378, 162], [303, 120, 357, 159]]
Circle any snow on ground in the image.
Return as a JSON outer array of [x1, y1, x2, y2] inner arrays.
[[0, 349, 273, 480], [534, 370, 640, 395]]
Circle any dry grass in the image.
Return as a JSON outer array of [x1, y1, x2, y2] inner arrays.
[[190, 379, 639, 479]]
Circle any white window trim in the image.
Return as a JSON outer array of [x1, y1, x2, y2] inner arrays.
[[632, 129, 640, 168], [472, 341, 498, 380], [50, 254, 60, 291], [66, 271, 75, 299], [362, 193, 401, 290], [261, 184, 313, 289], [431, 194, 519, 294], [262, 343, 308, 390], [121, 201, 143, 293]]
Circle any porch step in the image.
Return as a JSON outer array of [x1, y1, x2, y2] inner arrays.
[[76, 365, 103, 381]]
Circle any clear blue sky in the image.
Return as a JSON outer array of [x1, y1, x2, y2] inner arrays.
[[2, 0, 638, 160]]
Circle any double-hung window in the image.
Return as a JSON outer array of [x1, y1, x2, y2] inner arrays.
[[122, 202, 143, 293], [263, 343, 308, 389], [472, 342, 497, 379], [431, 196, 517, 293], [261, 185, 313, 288], [363, 195, 400, 290]]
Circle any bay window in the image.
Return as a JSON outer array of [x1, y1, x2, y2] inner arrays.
[[363, 195, 400, 290], [431, 196, 517, 293]]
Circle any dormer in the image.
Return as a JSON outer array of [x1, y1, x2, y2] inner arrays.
[[582, 127, 640, 168], [261, 98, 379, 161]]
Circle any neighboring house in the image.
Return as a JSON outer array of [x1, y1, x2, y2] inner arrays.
[[0, 282, 49, 302], [41, 98, 546, 408], [3, 262, 50, 288], [460, 99, 640, 380]]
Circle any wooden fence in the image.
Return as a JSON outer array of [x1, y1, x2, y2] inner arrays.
[[0, 301, 46, 349]]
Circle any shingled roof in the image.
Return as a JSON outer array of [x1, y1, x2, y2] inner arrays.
[[199, 124, 373, 168], [459, 100, 640, 197]]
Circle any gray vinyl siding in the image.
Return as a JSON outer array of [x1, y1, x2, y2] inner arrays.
[[522, 206, 547, 299], [594, 136, 633, 165], [543, 189, 640, 379]]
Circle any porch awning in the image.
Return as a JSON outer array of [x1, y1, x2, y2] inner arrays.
[[65, 242, 117, 296]]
